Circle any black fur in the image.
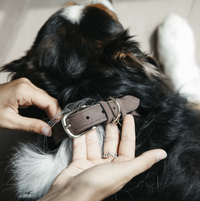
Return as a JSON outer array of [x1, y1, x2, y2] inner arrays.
[[1, 3, 200, 201]]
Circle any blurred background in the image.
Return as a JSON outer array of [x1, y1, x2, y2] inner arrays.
[[0, 0, 199, 200]]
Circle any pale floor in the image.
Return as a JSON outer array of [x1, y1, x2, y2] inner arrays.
[[0, 0, 199, 84]]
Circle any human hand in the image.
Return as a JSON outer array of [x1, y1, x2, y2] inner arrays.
[[39, 115, 167, 201], [0, 78, 61, 136]]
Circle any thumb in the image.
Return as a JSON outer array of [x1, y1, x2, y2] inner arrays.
[[124, 149, 167, 179], [12, 115, 52, 136]]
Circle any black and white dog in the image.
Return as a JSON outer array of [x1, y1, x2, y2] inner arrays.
[[1, 1, 200, 201]]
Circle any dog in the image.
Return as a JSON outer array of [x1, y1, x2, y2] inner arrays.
[[1, 1, 200, 201]]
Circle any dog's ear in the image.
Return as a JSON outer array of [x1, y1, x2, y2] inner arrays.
[[112, 48, 163, 79], [105, 29, 164, 79], [0, 57, 33, 81]]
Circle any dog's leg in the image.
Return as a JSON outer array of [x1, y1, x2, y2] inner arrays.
[[157, 14, 200, 103]]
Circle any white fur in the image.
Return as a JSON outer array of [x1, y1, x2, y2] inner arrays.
[[158, 14, 200, 103], [61, 5, 85, 24], [86, 0, 116, 14], [12, 139, 73, 199], [12, 99, 105, 200]]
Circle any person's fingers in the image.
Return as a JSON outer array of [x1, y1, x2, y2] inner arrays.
[[7, 113, 52, 136], [11, 78, 61, 119], [24, 78, 47, 93], [0, 78, 62, 134], [86, 130, 101, 163], [121, 149, 167, 182], [15, 77, 46, 94], [25, 87, 61, 119], [83, 149, 167, 200], [118, 115, 135, 159], [72, 135, 87, 161], [103, 124, 119, 162]]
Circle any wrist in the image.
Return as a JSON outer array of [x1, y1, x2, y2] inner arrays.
[[62, 177, 103, 201], [38, 179, 99, 201], [61, 178, 97, 201]]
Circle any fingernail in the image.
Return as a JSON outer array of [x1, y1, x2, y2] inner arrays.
[[42, 127, 52, 137], [156, 151, 167, 162]]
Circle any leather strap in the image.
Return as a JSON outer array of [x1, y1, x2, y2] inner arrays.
[[52, 95, 140, 144]]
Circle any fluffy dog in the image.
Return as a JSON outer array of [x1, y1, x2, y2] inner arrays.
[[1, 1, 200, 201]]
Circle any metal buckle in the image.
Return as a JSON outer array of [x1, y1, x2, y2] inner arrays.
[[108, 97, 121, 125], [61, 105, 97, 139]]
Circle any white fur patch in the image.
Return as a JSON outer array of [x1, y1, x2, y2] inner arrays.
[[86, 0, 116, 14], [61, 5, 85, 24], [12, 139, 73, 199], [158, 14, 200, 103]]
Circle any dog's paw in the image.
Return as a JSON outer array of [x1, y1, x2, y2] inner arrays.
[[157, 14, 200, 103], [158, 14, 195, 70]]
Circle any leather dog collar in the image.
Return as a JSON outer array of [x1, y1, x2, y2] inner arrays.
[[52, 95, 140, 144]]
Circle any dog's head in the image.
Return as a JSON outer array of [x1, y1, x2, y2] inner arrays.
[[1, 0, 171, 112]]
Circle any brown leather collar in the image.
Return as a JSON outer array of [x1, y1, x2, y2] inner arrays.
[[52, 95, 140, 144]]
